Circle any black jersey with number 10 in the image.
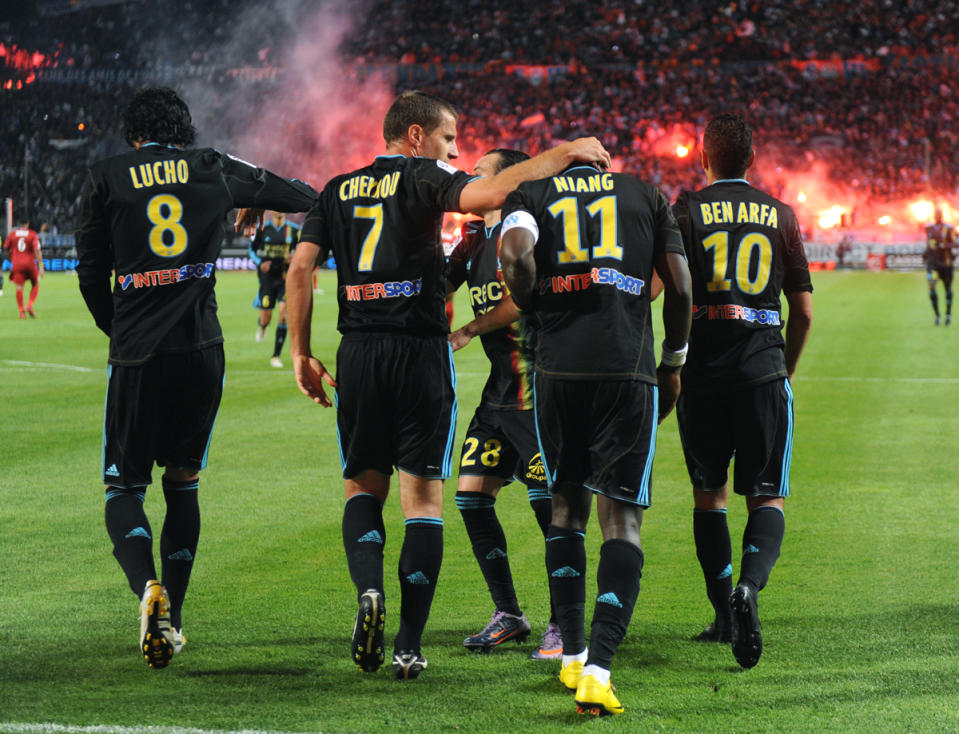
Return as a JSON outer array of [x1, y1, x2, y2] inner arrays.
[[502, 165, 684, 383], [300, 155, 473, 336], [673, 180, 813, 388]]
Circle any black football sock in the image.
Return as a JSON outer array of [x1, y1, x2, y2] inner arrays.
[[105, 487, 156, 595], [342, 493, 386, 598], [528, 488, 557, 622], [273, 323, 288, 357], [159, 477, 200, 630], [738, 506, 785, 593], [930, 290, 940, 317], [694, 509, 734, 629], [946, 289, 953, 316], [394, 518, 443, 653], [545, 525, 587, 655], [586, 539, 643, 671], [455, 491, 521, 616]]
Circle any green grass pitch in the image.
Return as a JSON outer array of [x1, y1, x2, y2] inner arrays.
[[1, 268, 957, 733]]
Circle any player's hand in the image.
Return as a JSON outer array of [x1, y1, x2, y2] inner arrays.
[[292, 353, 337, 407], [448, 328, 472, 351], [656, 365, 681, 424], [259, 261, 271, 273], [235, 208, 265, 236], [565, 137, 612, 171]]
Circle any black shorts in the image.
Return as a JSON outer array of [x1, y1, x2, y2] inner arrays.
[[102, 344, 225, 488], [255, 271, 285, 310], [927, 265, 953, 288], [335, 332, 456, 480], [533, 374, 658, 507], [677, 377, 793, 497], [458, 403, 548, 489]]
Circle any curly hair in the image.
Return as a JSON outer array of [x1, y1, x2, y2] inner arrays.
[[703, 113, 753, 179], [122, 87, 196, 148]]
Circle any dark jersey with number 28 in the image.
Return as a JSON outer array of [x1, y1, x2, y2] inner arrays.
[[502, 165, 684, 383], [76, 145, 317, 365], [673, 180, 813, 388], [300, 154, 473, 337]]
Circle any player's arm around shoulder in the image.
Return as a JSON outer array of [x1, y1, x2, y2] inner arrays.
[[286, 239, 337, 406], [457, 138, 611, 214]]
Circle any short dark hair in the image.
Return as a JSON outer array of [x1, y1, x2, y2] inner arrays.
[[703, 113, 753, 179], [383, 91, 458, 145], [484, 148, 530, 173], [122, 87, 196, 148]]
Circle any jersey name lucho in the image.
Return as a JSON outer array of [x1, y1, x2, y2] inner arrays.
[[128, 159, 190, 189]]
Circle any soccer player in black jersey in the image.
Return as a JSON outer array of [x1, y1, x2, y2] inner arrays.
[[446, 148, 563, 659], [283, 91, 610, 680], [672, 114, 813, 669], [75, 87, 317, 669], [249, 210, 301, 365], [500, 158, 693, 715], [923, 208, 955, 325]]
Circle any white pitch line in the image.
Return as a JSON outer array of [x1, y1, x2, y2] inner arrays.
[[0, 724, 322, 734], [2, 360, 96, 373]]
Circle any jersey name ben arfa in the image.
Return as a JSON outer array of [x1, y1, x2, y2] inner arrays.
[[300, 155, 472, 336], [76, 145, 317, 365], [502, 165, 684, 382], [673, 180, 813, 388], [447, 220, 533, 409]]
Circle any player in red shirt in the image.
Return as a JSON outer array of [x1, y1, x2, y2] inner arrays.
[[2, 221, 44, 318]]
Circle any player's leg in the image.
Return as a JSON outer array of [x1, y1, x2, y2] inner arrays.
[[11, 270, 25, 317], [941, 268, 953, 324], [102, 362, 175, 668], [390, 335, 456, 679], [677, 388, 736, 641], [344, 471, 390, 673], [927, 268, 940, 324], [271, 298, 288, 364], [456, 409, 530, 650], [155, 345, 224, 653], [729, 378, 793, 669], [25, 269, 38, 316], [255, 277, 274, 341], [575, 380, 656, 716]]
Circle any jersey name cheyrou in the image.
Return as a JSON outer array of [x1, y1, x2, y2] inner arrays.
[[129, 159, 190, 189], [119, 262, 214, 290], [338, 172, 401, 201], [700, 200, 778, 228]]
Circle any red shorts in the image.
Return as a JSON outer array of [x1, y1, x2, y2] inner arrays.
[[10, 265, 39, 286]]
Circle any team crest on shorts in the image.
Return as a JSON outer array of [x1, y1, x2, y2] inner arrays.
[[525, 452, 546, 483]]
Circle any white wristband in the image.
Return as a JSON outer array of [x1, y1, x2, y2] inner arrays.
[[660, 342, 688, 367]]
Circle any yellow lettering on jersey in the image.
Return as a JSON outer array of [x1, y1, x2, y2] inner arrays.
[[575, 178, 589, 193], [601, 173, 614, 190], [749, 202, 760, 223], [553, 177, 571, 193], [721, 201, 733, 223], [765, 205, 778, 228], [468, 282, 503, 307], [588, 176, 601, 192], [339, 172, 400, 201], [129, 159, 188, 189], [737, 202, 749, 223], [701, 203, 713, 225]]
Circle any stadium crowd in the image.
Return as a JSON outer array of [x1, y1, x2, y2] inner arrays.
[[1, 0, 957, 232]]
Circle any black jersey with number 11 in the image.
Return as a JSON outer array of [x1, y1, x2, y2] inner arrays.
[[502, 165, 684, 383]]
